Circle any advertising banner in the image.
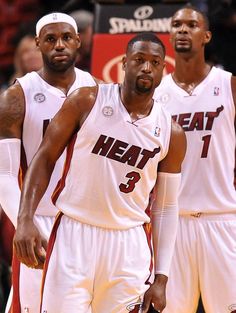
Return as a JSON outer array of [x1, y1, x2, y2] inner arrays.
[[91, 3, 182, 82]]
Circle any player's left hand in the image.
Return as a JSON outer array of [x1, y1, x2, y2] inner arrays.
[[142, 275, 167, 313], [13, 218, 47, 269]]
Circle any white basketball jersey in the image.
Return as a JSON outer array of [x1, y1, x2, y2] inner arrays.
[[17, 69, 96, 216], [55, 83, 172, 229], [154, 67, 236, 214]]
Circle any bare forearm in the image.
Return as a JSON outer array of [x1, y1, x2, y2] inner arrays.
[[18, 155, 55, 222]]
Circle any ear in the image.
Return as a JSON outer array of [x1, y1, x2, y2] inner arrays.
[[76, 33, 81, 49], [122, 55, 127, 71], [35, 36, 40, 48], [204, 30, 212, 44]]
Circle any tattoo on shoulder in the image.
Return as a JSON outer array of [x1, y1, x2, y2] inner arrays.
[[0, 85, 24, 137]]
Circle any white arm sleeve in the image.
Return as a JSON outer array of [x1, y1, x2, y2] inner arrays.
[[0, 138, 21, 227], [151, 172, 181, 277]]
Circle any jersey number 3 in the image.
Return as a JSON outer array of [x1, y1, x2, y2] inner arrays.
[[119, 171, 141, 193]]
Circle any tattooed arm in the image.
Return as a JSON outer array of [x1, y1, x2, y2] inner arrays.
[[0, 83, 25, 226], [0, 82, 25, 139]]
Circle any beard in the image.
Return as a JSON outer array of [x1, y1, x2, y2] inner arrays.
[[136, 85, 152, 93], [135, 78, 153, 94], [175, 43, 192, 53], [42, 55, 75, 72]]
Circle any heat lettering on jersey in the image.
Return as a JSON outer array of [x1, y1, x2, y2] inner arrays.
[[91, 134, 160, 169], [172, 105, 224, 158], [172, 105, 224, 131]]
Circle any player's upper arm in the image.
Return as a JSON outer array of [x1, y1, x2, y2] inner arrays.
[[37, 85, 98, 164], [0, 83, 25, 139], [158, 119, 186, 173]]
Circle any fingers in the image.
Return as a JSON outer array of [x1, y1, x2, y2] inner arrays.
[[142, 286, 165, 313], [35, 238, 47, 268], [13, 231, 48, 269], [42, 238, 48, 252], [142, 292, 151, 313], [26, 237, 40, 266], [14, 237, 37, 268]]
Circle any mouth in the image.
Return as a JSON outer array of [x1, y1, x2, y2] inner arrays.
[[53, 54, 69, 61], [176, 38, 190, 45], [138, 75, 152, 82]]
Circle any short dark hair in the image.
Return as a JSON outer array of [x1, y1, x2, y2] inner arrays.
[[174, 4, 209, 30], [127, 32, 166, 57]]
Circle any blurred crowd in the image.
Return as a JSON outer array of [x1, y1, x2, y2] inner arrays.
[[0, 0, 236, 92], [0, 0, 94, 91], [0, 0, 235, 312]]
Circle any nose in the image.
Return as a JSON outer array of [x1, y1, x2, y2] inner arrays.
[[55, 38, 65, 50], [142, 61, 151, 73], [178, 23, 188, 33]]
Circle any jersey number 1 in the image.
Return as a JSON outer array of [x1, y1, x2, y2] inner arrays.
[[201, 135, 211, 158]]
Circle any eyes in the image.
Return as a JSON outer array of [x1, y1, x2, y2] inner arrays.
[[45, 34, 73, 43], [134, 56, 161, 66], [171, 21, 198, 29]]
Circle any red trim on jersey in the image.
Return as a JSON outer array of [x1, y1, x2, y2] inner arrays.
[[143, 222, 153, 285], [10, 252, 21, 313], [52, 134, 77, 205], [19, 144, 28, 188], [143, 190, 155, 285], [40, 212, 63, 312]]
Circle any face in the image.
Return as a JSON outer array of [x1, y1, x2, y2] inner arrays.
[[36, 22, 81, 72], [79, 25, 93, 56], [170, 8, 211, 53], [122, 41, 165, 94], [14, 36, 43, 75]]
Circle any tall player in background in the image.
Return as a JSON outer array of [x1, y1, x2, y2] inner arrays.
[[0, 12, 98, 313], [154, 5, 236, 313], [13, 33, 186, 313]]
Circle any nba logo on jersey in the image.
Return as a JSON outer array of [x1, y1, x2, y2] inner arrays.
[[52, 13, 58, 20], [154, 126, 161, 137], [213, 87, 219, 96]]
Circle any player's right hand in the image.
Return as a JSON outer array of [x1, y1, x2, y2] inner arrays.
[[13, 219, 48, 269]]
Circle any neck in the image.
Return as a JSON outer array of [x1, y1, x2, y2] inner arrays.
[[120, 84, 153, 112], [119, 84, 154, 122], [173, 53, 211, 84], [38, 66, 76, 94]]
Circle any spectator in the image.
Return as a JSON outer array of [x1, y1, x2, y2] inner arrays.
[[9, 22, 43, 85], [69, 10, 94, 71], [0, 0, 42, 89], [206, 0, 236, 74]]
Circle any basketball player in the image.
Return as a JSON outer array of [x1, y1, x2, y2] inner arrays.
[[154, 6, 236, 313], [13, 33, 186, 313], [0, 12, 98, 313]]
